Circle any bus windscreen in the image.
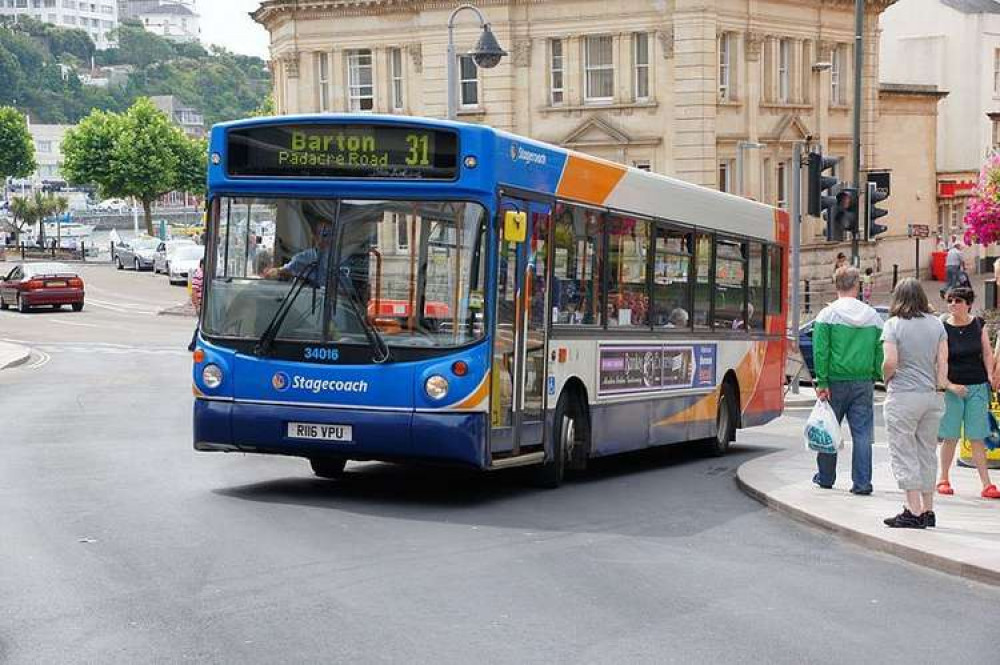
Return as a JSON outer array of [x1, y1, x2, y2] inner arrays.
[[226, 124, 459, 180]]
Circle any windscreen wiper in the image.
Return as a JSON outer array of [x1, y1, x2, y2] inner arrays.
[[254, 261, 318, 357], [337, 269, 391, 364]]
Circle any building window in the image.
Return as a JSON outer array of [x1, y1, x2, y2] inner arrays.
[[550, 39, 564, 105], [316, 52, 330, 112], [778, 39, 791, 103], [994, 49, 1000, 95], [719, 32, 732, 101], [777, 161, 787, 209], [831, 45, 842, 105], [395, 214, 409, 251], [35, 140, 52, 152], [346, 49, 374, 112], [584, 35, 614, 102], [719, 160, 732, 193], [458, 55, 479, 107], [633, 32, 650, 101], [633, 160, 651, 171], [801, 40, 812, 104], [390, 47, 404, 111]]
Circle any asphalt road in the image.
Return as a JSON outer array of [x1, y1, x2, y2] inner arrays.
[[1, 264, 997, 664]]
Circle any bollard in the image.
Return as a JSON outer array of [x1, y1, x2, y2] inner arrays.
[[20, 243, 25, 260], [892, 264, 898, 289], [804, 280, 811, 315], [80, 240, 86, 263], [110, 241, 114, 264]]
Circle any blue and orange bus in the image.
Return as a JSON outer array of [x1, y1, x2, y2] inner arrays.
[[192, 114, 788, 486]]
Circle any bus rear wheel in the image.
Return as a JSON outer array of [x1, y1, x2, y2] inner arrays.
[[309, 457, 347, 479], [706, 382, 737, 457]]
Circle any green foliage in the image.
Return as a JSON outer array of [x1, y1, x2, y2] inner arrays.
[[62, 99, 205, 235], [0, 19, 269, 126], [0, 106, 36, 180], [2, 191, 66, 242]]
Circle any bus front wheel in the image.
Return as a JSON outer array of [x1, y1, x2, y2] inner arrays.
[[309, 457, 347, 479], [706, 382, 737, 457], [532, 394, 583, 489]]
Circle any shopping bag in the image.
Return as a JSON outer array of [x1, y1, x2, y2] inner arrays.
[[985, 412, 1000, 451], [804, 400, 843, 454]]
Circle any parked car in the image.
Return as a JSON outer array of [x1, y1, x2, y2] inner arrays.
[[166, 244, 204, 285], [96, 198, 130, 213], [0, 262, 85, 313], [797, 305, 890, 377], [153, 238, 196, 275], [114, 236, 160, 271]]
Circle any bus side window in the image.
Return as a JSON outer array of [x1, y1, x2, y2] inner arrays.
[[748, 242, 765, 331], [652, 225, 692, 329], [693, 233, 712, 330], [552, 203, 603, 326]]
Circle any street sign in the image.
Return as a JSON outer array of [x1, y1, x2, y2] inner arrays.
[[907, 224, 930, 239]]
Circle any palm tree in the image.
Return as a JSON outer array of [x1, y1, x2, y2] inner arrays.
[[8, 196, 32, 244]]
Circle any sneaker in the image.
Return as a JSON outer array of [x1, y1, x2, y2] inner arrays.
[[812, 473, 833, 490], [921, 511, 936, 528], [883, 508, 926, 529], [982, 485, 1000, 499], [850, 487, 873, 496]]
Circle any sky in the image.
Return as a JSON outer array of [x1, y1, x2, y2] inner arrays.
[[198, 0, 269, 59]]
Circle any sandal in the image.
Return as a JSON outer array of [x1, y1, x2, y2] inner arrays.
[[936, 480, 955, 495], [982, 484, 1000, 499]]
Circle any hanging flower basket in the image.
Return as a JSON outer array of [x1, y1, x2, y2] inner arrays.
[[964, 152, 1000, 246]]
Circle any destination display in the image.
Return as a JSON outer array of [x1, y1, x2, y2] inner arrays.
[[226, 124, 459, 179], [598, 344, 717, 396]]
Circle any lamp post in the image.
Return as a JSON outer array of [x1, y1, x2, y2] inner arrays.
[[735, 141, 765, 197], [446, 4, 507, 120]]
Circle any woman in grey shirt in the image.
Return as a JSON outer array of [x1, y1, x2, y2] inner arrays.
[[881, 279, 950, 529]]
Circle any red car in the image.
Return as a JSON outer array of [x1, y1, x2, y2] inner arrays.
[[0, 262, 85, 313]]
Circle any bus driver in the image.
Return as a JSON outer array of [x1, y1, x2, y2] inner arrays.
[[263, 220, 333, 285]]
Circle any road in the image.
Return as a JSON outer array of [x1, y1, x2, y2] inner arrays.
[[1, 263, 997, 664]]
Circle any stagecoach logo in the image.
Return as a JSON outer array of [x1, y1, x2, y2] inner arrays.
[[509, 142, 548, 167], [272, 371, 290, 392]]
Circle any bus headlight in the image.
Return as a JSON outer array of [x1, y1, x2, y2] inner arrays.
[[424, 375, 449, 401], [202, 364, 223, 389]]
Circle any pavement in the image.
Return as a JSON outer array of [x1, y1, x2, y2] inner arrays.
[[0, 340, 30, 370], [740, 422, 1000, 586]]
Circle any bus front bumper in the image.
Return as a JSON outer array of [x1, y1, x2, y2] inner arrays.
[[193, 398, 488, 469]]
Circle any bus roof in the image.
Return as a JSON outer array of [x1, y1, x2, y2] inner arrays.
[[210, 114, 785, 243]]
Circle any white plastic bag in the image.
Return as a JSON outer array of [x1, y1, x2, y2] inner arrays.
[[804, 400, 843, 454]]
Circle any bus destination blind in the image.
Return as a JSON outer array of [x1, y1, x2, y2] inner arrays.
[[226, 124, 458, 180]]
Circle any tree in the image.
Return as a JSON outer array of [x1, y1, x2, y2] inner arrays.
[[62, 98, 205, 235], [0, 107, 35, 200], [4, 192, 64, 245]]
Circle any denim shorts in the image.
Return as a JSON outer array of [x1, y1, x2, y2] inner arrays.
[[939, 382, 992, 441]]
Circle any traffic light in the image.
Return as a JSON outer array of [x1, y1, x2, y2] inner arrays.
[[807, 152, 838, 217], [835, 187, 859, 234], [866, 181, 889, 239], [808, 152, 842, 241]]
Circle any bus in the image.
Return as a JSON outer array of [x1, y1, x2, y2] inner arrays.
[[192, 114, 788, 487]]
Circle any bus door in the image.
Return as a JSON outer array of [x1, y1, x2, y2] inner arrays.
[[491, 197, 552, 460]]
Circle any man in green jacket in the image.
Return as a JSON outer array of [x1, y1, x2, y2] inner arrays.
[[812, 266, 884, 494]]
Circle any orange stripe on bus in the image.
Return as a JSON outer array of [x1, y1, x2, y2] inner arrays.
[[452, 372, 491, 410], [556, 155, 627, 205]]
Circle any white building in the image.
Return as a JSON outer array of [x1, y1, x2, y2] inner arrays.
[[0, 0, 119, 49], [880, 0, 1000, 242], [119, 0, 198, 43], [150, 94, 205, 138]]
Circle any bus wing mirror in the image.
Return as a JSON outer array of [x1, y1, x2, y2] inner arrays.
[[503, 210, 527, 243]]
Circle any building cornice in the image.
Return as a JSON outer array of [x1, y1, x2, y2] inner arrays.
[[253, 0, 897, 27]]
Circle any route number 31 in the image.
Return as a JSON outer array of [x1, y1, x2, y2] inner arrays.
[[405, 134, 430, 166]]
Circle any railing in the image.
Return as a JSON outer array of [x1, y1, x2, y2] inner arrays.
[[0, 240, 99, 262]]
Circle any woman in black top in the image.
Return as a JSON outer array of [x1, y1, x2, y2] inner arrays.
[[937, 287, 1000, 499]]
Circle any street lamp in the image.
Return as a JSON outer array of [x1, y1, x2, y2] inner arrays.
[[446, 4, 507, 120], [736, 140, 765, 198]]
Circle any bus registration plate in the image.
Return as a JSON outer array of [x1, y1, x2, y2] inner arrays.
[[286, 422, 353, 442]]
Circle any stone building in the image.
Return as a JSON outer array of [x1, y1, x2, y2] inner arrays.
[[252, 0, 940, 286]]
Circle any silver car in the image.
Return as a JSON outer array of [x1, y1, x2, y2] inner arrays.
[[153, 238, 196, 275], [166, 244, 204, 285], [114, 236, 161, 271]]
